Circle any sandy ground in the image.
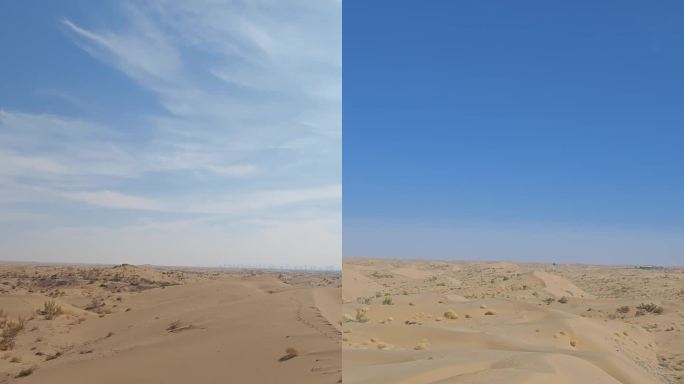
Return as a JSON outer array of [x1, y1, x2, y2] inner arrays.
[[0, 263, 341, 383], [343, 257, 684, 384]]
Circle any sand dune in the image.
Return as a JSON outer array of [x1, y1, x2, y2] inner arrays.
[[532, 270, 595, 299], [0, 264, 340, 383], [343, 258, 684, 384]]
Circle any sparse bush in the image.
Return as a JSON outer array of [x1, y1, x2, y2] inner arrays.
[[382, 297, 393, 305], [637, 303, 663, 315], [543, 297, 554, 305], [558, 296, 569, 304], [39, 300, 63, 320], [616, 306, 630, 314]]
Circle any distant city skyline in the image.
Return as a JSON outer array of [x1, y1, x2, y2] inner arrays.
[[343, 1, 684, 265], [0, 1, 341, 267]]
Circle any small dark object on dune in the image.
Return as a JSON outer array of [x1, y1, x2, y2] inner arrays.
[[167, 320, 194, 333], [279, 347, 298, 362]]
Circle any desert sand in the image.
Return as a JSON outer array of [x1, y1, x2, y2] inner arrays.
[[0, 263, 341, 383], [343, 257, 684, 384]]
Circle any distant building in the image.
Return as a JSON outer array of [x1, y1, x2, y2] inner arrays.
[[636, 265, 662, 270]]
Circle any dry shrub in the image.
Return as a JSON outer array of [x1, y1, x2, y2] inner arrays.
[[382, 297, 393, 305], [15, 367, 34, 378], [616, 306, 630, 314], [443, 310, 458, 320], [414, 342, 428, 350], [85, 298, 103, 312], [39, 300, 63, 320], [558, 296, 569, 304], [0, 318, 26, 351], [355, 307, 369, 323], [45, 351, 62, 361], [637, 302, 663, 315]]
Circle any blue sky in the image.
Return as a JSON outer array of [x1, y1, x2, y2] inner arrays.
[[343, 1, 684, 265], [0, 1, 341, 268]]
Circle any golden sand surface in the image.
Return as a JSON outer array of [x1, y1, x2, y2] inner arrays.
[[343, 257, 683, 384], [0, 263, 340, 383]]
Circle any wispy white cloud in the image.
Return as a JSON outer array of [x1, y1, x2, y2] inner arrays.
[[1, 1, 341, 267], [62, 190, 164, 211]]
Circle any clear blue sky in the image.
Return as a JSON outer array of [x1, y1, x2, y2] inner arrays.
[[0, 1, 341, 268], [343, 1, 684, 265]]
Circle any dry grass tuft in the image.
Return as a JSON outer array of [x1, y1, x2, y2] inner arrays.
[[0, 317, 26, 351], [39, 300, 63, 320]]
